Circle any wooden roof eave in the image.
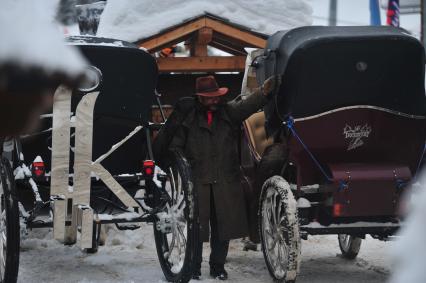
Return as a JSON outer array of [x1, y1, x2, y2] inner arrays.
[[136, 14, 267, 52]]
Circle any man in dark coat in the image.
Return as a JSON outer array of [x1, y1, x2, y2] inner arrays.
[[169, 75, 280, 280]]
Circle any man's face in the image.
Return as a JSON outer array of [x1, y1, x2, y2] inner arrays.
[[198, 96, 222, 111]]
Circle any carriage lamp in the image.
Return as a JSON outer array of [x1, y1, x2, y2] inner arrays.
[[143, 160, 155, 178], [31, 158, 45, 178], [333, 203, 344, 217]]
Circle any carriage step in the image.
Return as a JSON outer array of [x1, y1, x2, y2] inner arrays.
[[115, 223, 141, 230], [27, 220, 53, 228], [300, 222, 400, 235]]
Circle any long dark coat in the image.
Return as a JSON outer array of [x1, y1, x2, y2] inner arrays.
[[169, 90, 267, 242]]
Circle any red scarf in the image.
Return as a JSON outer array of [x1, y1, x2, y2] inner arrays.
[[207, 110, 213, 126]]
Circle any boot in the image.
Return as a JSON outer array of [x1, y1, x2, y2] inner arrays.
[[210, 264, 228, 280]]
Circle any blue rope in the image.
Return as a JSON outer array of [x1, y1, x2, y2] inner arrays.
[[338, 180, 348, 192], [285, 117, 333, 182], [395, 178, 407, 191]]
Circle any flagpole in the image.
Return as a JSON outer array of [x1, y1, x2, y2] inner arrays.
[[329, 0, 337, 26], [422, 0, 426, 48], [370, 0, 381, 25]]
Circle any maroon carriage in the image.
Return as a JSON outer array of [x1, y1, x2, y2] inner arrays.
[[241, 26, 426, 282]]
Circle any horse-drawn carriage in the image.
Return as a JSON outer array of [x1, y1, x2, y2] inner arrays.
[[0, 36, 198, 283], [241, 26, 426, 282], [1, 25, 425, 283]]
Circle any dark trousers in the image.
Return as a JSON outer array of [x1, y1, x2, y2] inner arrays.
[[195, 186, 229, 269]]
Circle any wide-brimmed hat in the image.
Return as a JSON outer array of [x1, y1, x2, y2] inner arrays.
[[195, 75, 228, 97]]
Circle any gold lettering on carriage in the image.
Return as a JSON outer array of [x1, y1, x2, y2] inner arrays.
[[343, 124, 372, 151]]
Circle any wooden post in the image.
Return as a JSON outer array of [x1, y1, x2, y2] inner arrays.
[[190, 27, 213, 57]]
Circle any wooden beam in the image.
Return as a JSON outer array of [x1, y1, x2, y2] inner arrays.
[[205, 18, 266, 48], [157, 56, 246, 72], [213, 31, 258, 49], [138, 18, 206, 52]]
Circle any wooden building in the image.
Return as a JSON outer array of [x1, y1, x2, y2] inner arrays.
[[135, 13, 268, 115]]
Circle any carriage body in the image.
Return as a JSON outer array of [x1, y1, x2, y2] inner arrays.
[[16, 36, 158, 217], [21, 36, 157, 176], [241, 26, 426, 282], [2, 36, 198, 283]]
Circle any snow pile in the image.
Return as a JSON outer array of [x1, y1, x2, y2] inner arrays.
[[97, 0, 313, 42], [67, 38, 126, 47], [0, 0, 86, 77], [153, 165, 167, 188], [13, 163, 32, 180], [389, 172, 426, 283], [297, 197, 311, 208], [97, 212, 141, 221], [33, 156, 44, 163]]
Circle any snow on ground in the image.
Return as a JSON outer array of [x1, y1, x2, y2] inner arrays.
[[19, 223, 393, 283], [97, 0, 313, 42], [388, 172, 426, 283], [0, 0, 86, 77]]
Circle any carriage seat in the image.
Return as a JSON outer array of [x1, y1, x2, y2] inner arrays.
[[244, 111, 273, 160]]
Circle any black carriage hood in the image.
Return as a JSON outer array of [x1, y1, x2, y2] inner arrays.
[[256, 26, 426, 120], [67, 36, 158, 174], [66, 35, 158, 123]]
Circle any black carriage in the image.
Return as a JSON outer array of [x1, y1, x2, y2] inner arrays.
[[1, 36, 198, 283], [241, 26, 426, 282]]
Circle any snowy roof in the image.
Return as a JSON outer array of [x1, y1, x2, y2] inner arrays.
[[0, 0, 87, 78], [66, 36, 138, 49], [144, 13, 270, 40], [97, 0, 313, 42]]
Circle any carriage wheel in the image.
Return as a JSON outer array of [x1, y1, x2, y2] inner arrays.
[[259, 176, 300, 283], [0, 158, 20, 283], [153, 151, 198, 283], [338, 234, 362, 259]]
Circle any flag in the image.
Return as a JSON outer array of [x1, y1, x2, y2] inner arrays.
[[369, 0, 381, 26], [386, 0, 400, 27]]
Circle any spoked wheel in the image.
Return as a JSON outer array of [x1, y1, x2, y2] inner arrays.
[[0, 158, 20, 283], [153, 151, 198, 283], [338, 234, 362, 259], [259, 176, 300, 283]]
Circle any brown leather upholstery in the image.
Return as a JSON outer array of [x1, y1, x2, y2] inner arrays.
[[244, 111, 273, 160]]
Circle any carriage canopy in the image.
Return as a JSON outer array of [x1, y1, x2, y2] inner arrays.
[[256, 26, 426, 122]]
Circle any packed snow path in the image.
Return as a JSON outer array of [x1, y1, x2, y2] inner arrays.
[[19, 223, 392, 283]]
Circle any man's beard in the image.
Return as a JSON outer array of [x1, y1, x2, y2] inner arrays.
[[204, 101, 224, 112]]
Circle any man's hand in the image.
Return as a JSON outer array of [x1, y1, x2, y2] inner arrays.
[[261, 75, 282, 97]]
